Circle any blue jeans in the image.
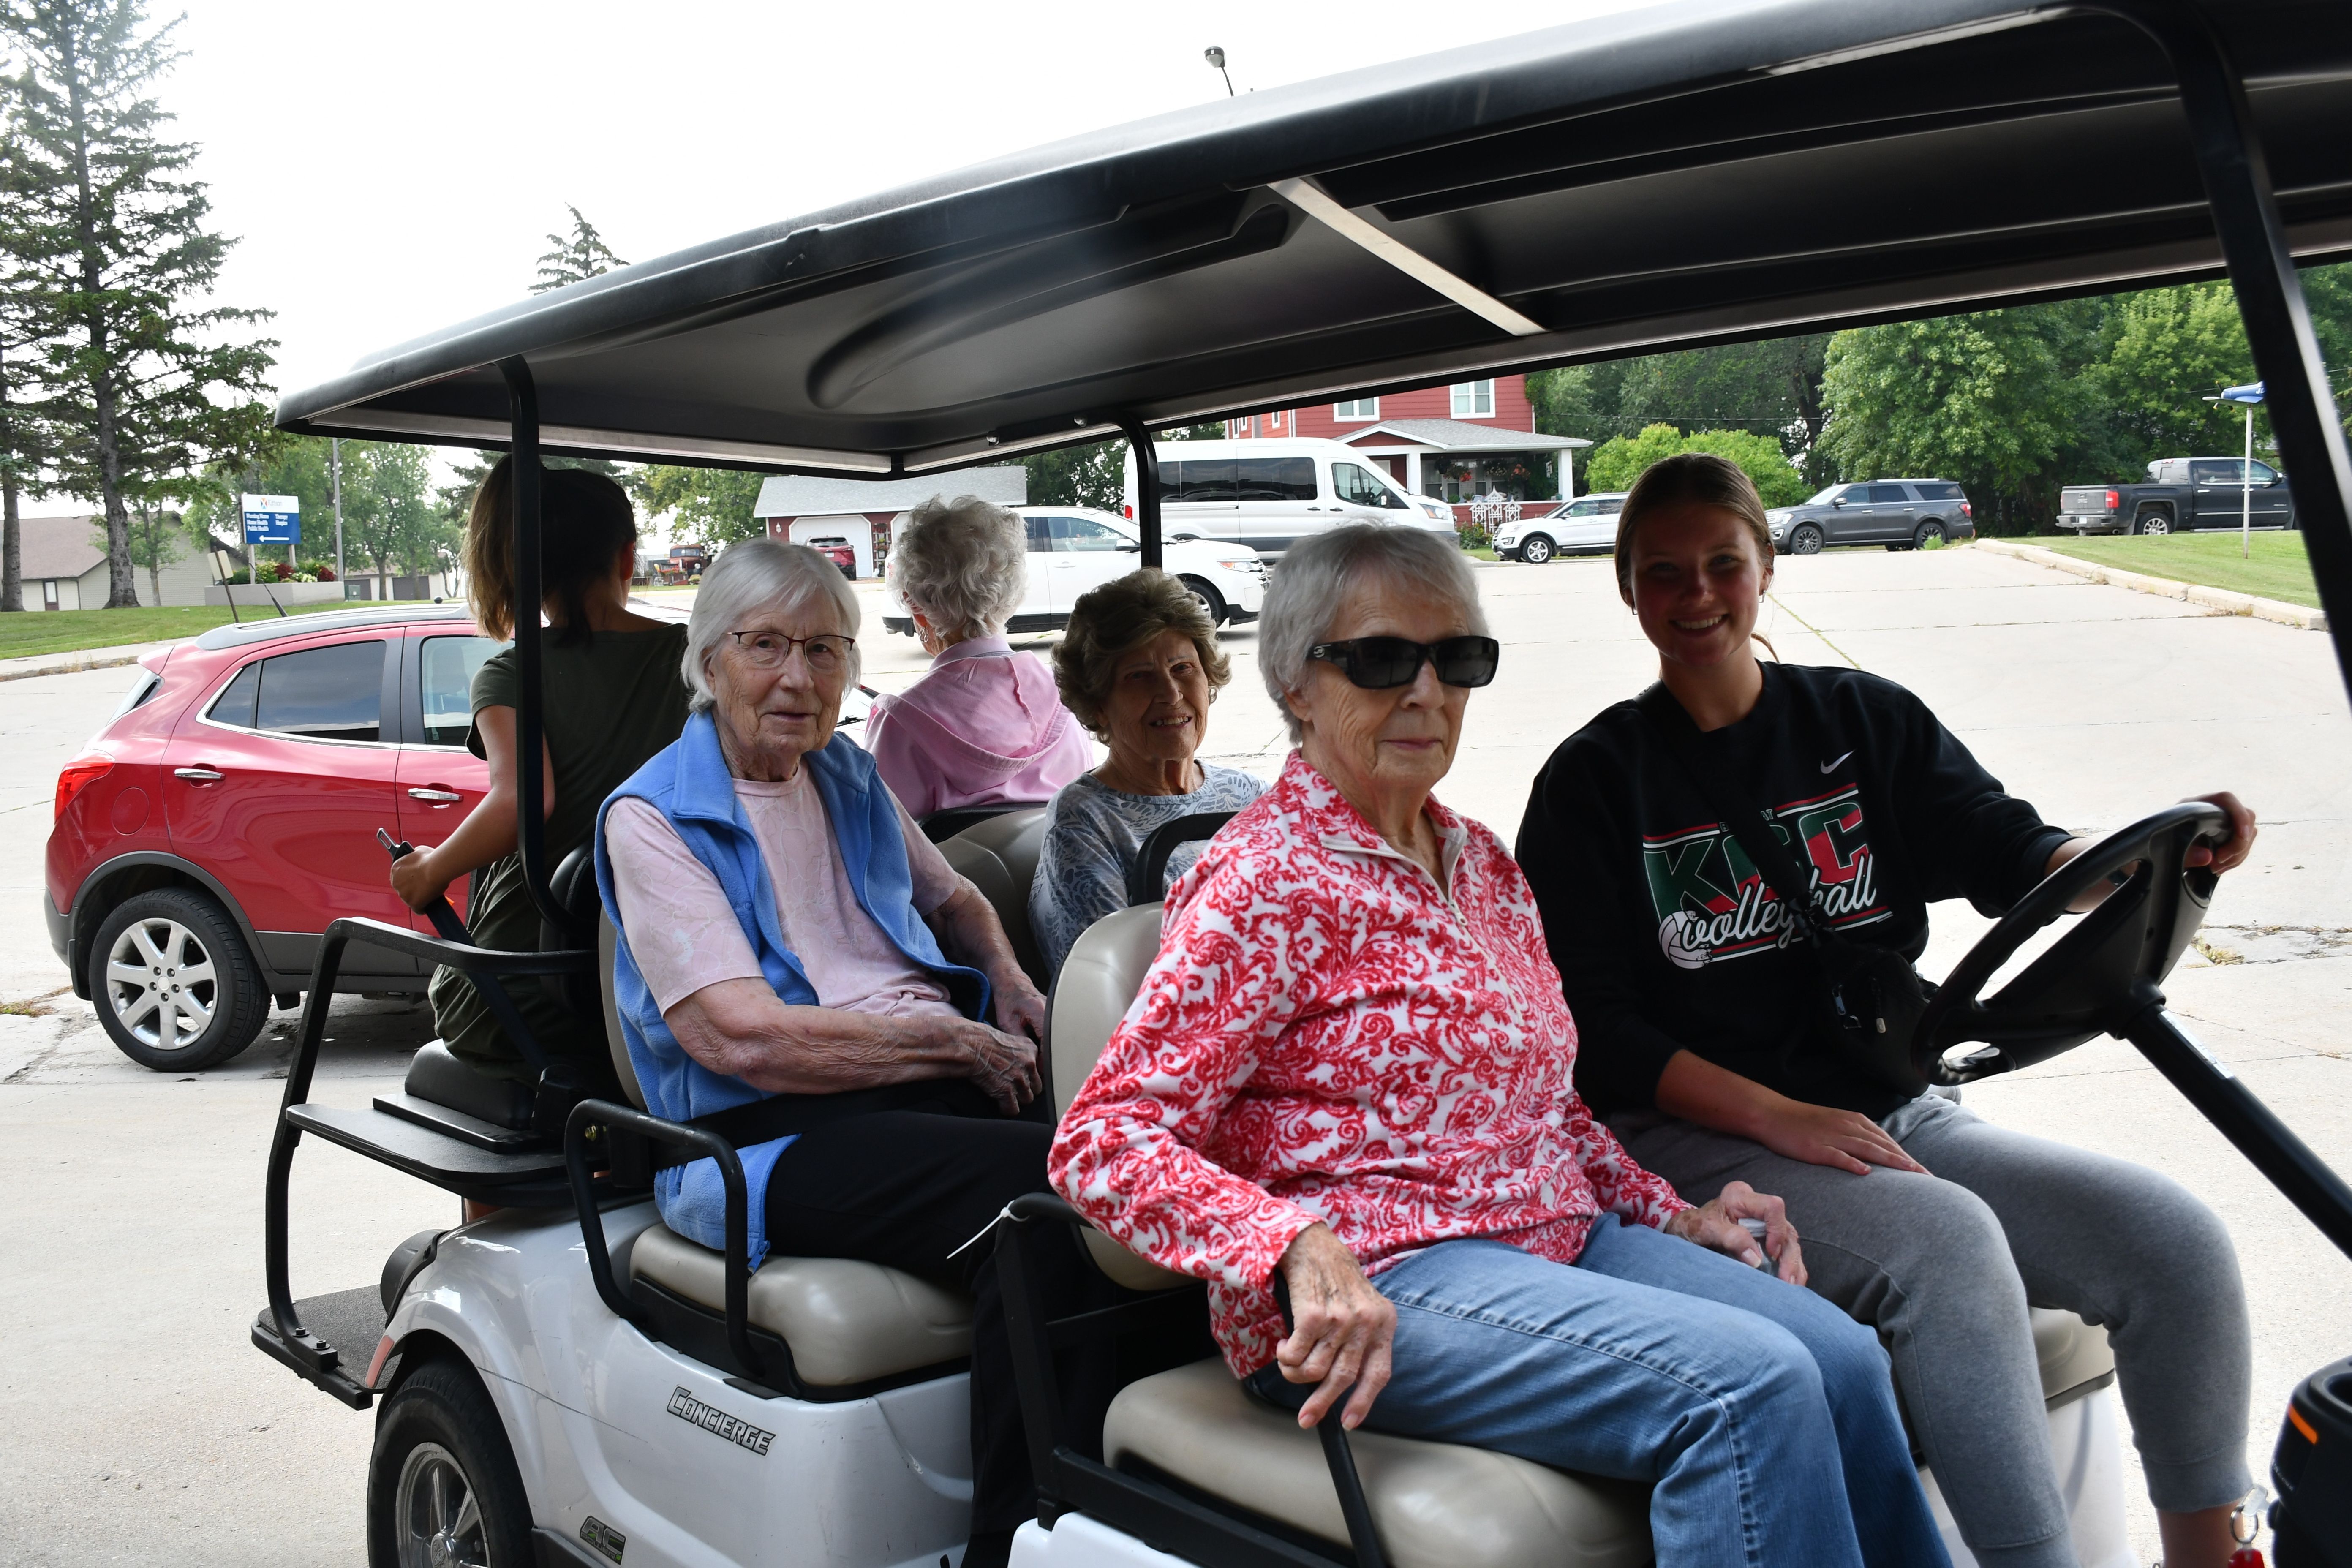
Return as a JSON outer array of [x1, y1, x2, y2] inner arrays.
[[1250, 1219, 1949, 1568]]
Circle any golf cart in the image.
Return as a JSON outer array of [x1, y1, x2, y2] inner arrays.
[[255, 2, 2352, 1564]]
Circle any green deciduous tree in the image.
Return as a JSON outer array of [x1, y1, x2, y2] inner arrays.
[[2, 0, 276, 606], [1817, 309, 2093, 534], [2092, 282, 2256, 471], [1584, 422, 1806, 505], [628, 465, 766, 547], [534, 205, 626, 294], [342, 442, 446, 596], [1024, 423, 1225, 512]]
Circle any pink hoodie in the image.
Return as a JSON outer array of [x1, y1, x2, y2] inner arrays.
[[866, 637, 1097, 819]]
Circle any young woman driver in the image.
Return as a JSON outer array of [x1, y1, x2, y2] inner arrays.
[[1516, 454, 2260, 1568]]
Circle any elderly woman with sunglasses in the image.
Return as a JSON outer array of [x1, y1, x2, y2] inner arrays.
[[1050, 525, 1948, 1568], [593, 540, 1109, 1568]]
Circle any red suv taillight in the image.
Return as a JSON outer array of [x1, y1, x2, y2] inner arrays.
[[1123, 504, 1134, 519], [55, 754, 113, 821], [1960, 500, 1973, 518]]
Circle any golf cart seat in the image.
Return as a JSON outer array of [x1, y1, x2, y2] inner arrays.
[[594, 910, 978, 1396], [1046, 902, 2120, 1566], [936, 807, 1051, 991]]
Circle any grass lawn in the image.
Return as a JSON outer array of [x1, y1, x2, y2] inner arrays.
[[2032, 530, 2319, 609], [0, 600, 358, 663]]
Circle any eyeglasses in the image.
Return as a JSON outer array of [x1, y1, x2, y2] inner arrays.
[[1307, 635, 1499, 690], [727, 629, 855, 674]]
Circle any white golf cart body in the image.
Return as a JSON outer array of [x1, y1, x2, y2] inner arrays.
[[257, 2, 2352, 1564]]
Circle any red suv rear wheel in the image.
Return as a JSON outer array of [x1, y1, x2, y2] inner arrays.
[[87, 887, 271, 1070]]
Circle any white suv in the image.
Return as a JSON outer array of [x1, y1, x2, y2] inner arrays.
[[883, 507, 1266, 637], [1495, 492, 1628, 563]]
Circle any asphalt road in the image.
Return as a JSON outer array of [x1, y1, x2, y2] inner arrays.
[[2, 544, 2346, 1565]]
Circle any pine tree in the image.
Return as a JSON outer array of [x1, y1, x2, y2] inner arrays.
[[533, 204, 627, 294], [1, 0, 276, 607]]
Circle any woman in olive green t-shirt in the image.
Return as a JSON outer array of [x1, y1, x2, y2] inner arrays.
[[390, 459, 692, 1086]]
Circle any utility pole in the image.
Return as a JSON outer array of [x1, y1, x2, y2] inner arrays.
[[331, 438, 346, 593]]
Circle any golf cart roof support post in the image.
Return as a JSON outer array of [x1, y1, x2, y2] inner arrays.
[[498, 357, 572, 934], [1117, 416, 1163, 572], [2107, 0, 2352, 702]]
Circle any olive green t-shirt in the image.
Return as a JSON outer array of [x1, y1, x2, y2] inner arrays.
[[429, 622, 693, 1081]]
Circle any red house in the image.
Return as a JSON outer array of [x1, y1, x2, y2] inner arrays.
[[1227, 374, 1588, 519]]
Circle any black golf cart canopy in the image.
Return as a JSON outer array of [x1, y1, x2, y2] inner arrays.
[[278, 0, 2352, 479]]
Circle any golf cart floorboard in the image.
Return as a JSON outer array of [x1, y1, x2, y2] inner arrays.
[[254, 1285, 388, 1409]]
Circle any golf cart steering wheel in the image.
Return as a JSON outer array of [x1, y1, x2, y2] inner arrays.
[[1913, 802, 2230, 1087]]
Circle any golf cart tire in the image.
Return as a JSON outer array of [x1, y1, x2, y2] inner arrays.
[[1178, 575, 1226, 625], [1789, 523, 1825, 555], [87, 887, 270, 1071], [1518, 534, 1556, 564], [368, 1356, 534, 1568], [2131, 508, 2173, 536]]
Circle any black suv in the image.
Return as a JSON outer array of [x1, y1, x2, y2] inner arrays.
[[1767, 479, 1976, 554]]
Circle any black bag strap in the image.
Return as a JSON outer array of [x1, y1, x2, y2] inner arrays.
[[1634, 684, 1832, 945]]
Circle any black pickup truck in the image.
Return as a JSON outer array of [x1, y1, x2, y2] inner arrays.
[[2056, 456, 2296, 535]]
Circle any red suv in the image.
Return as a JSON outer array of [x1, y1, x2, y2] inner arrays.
[[46, 606, 507, 1070]]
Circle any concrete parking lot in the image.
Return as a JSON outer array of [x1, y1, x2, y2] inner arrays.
[[2, 543, 2346, 1565]]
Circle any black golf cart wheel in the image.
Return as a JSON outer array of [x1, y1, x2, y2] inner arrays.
[[2132, 509, 2172, 536], [87, 887, 269, 1071], [1914, 520, 1946, 550], [368, 1358, 532, 1568], [1789, 524, 1825, 555], [1178, 576, 1226, 625], [1519, 534, 1556, 565]]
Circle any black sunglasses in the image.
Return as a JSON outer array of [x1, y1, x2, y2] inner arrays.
[[1307, 635, 1500, 690]]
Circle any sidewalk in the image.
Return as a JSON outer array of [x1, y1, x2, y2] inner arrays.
[[0, 638, 183, 684]]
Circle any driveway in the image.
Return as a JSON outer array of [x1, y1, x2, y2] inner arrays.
[[2, 544, 2345, 1563]]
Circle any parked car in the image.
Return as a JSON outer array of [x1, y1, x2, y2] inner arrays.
[[882, 506, 1266, 636], [1120, 436, 1457, 558], [1494, 492, 1629, 563], [1767, 478, 1976, 554], [2057, 456, 2296, 534], [46, 606, 502, 1069], [806, 535, 858, 576]]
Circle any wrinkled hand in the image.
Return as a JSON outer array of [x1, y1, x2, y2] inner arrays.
[[991, 969, 1047, 1047], [955, 1019, 1041, 1113], [1752, 1097, 1926, 1178], [1665, 1181, 1808, 1285], [388, 846, 453, 913], [1274, 1222, 1394, 1431], [2184, 791, 2257, 873]]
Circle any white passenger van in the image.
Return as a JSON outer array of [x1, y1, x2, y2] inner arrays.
[[1121, 437, 1459, 559]]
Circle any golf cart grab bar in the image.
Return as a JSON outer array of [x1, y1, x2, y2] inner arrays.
[[562, 1099, 770, 1384]]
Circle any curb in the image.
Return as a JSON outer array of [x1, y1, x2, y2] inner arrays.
[[1974, 539, 2328, 632], [0, 641, 174, 685]]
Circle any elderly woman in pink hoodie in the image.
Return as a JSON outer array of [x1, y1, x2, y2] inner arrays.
[[869, 496, 1095, 818]]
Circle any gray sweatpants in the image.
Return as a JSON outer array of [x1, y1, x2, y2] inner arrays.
[[1616, 1093, 2251, 1568]]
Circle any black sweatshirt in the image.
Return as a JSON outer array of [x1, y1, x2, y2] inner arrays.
[[1516, 663, 2072, 1122]]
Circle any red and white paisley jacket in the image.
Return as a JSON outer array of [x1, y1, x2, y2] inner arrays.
[[1049, 753, 1691, 1375]]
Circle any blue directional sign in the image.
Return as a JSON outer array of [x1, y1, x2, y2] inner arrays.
[[241, 493, 301, 544]]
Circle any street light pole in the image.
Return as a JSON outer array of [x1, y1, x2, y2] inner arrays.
[[330, 439, 346, 593]]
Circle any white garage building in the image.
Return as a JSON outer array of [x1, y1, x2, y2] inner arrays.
[[751, 468, 1028, 579]]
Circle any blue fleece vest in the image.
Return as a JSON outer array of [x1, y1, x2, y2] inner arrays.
[[593, 711, 988, 1265]]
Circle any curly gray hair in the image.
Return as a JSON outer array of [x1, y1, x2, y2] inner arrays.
[[682, 538, 863, 712], [887, 495, 1029, 642], [1259, 525, 1487, 743], [1053, 570, 1230, 740]]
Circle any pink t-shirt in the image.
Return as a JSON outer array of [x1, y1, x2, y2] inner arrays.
[[605, 770, 964, 1022]]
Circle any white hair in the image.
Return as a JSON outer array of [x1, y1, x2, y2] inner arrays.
[[682, 538, 863, 712], [887, 495, 1028, 641], [1259, 525, 1488, 743]]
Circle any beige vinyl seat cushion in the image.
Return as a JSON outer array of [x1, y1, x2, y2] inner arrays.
[[629, 1221, 974, 1387], [1106, 1359, 1652, 1568], [939, 808, 1051, 990]]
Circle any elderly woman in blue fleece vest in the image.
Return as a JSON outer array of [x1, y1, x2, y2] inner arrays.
[[593, 539, 1109, 1568]]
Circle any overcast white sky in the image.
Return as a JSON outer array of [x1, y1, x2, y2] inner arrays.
[[171, 0, 1658, 396]]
